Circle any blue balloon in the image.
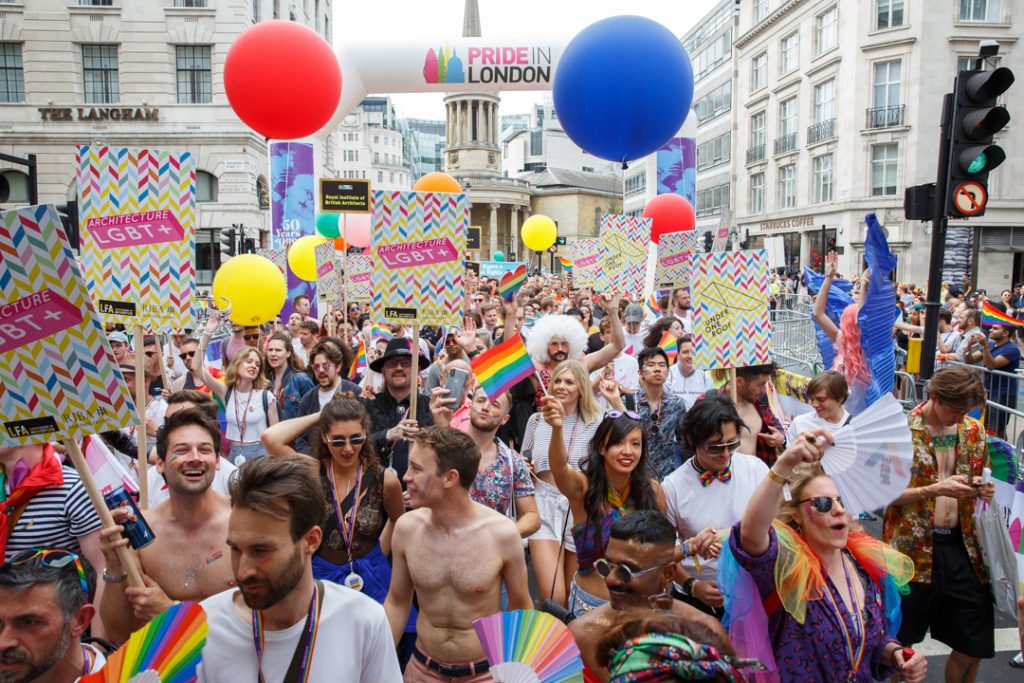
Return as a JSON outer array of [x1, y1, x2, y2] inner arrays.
[[553, 16, 694, 164], [492, 251, 505, 262]]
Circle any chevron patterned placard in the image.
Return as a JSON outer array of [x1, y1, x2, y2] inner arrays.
[[256, 247, 287, 275], [75, 145, 195, 332], [654, 230, 701, 290], [345, 255, 373, 303], [599, 214, 651, 299], [371, 191, 467, 326], [568, 238, 604, 290], [691, 249, 772, 370], [0, 205, 137, 446], [314, 242, 342, 306]]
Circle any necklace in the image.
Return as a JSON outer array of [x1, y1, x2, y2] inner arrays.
[[823, 554, 866, 680], [233, 387, 254, 441], [325, 461, 364, 591]]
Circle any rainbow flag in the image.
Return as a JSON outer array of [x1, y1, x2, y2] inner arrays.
[[646, 293, 661, 319], [349, 340, 367, 380], [498, 264, 527, 302], [471, 333, 535, 399], [659, 332, 678, 363], [371, 323, 394, 342], [982, 301, 1024, 328], [559, 257, 573, 272]]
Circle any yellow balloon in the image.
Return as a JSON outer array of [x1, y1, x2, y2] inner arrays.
[[521, 214, 557, 252], [212, 254, 287, 325], [413, 172, 462, 193], [287, 234, 330, 282]]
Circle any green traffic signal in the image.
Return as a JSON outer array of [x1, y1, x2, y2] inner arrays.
[[967, 152, 987, 173]]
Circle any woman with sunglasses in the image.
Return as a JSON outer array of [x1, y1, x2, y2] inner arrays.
[[197, 314, 279, 463], [522, 360, 603, 607], [260, 396, 406, 604], [540, 396, 667, 618], [723, 430, 926, 683], [263, 331, 315, 420]]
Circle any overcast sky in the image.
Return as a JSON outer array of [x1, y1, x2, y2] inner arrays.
[[332, 0, 720, 120]]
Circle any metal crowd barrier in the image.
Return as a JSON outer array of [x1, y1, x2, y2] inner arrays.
[[769, 293, 821, 377]]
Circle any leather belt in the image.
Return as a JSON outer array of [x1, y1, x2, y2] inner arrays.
[[412, 646, 490, 678]]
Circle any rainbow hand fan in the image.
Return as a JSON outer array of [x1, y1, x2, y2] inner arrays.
[[81, 601, 207, 683], [498, 264, 528, 302], [473, 610, 584, 683]]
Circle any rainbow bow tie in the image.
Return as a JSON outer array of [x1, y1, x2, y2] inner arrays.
[[699, 468, 732, 487]]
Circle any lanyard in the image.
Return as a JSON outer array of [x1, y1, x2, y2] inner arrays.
[[564, 415, 581, 466], [252, 582, 322, 683], [823, 555, 866, 679], [325, 462, 363, 562], [234, 388, 254, 440]]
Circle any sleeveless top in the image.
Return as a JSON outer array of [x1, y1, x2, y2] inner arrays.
[[317, 461, 387, 565], [571, 507, 625, 576]]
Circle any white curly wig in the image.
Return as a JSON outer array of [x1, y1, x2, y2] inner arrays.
[[525, 314, 589, 363]]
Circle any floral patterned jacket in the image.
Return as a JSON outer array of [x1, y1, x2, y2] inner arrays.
[[881, 404, 988, 584]]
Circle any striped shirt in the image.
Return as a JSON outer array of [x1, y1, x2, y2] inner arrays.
[[4, 466, 103, 561], [521, 411, 600, 474]]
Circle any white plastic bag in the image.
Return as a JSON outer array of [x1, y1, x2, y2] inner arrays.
[[975, 500, 1020, 619]]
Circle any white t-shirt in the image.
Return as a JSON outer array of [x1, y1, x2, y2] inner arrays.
[[292, 338, 311, 366], [147, 457, 238, 506], [672, 312, 693, 334], [785, 409, 850, 445], [198, 582, 402, 683], [664, 366, 715, 408], [224, 389, 270, 443], [662, 454, 768, 581], [318, 385, 340, 408], [623, 332, 645, 356], [74, 643, 107, 681]]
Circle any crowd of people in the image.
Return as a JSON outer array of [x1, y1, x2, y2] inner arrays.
[[3, 268, 1024, 683]]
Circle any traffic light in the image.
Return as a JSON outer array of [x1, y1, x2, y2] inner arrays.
[[555, 236, 567, 246], [826, 237, 837, 252], [219, 226, 237, 262], [946, 66, 1014, 218], [703, 231, 713, 253], [55, 200, 79, 249]]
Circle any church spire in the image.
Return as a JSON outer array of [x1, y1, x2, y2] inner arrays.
[[462, 0, 481, 38]]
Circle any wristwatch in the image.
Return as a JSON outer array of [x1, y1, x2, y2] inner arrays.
[[682, 577, 697, 596]]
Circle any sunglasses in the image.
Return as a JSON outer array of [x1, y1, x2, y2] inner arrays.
[[605, 410, 641, 420], [179, 351, 196, 360], [594, 558, 666, 584], [311, 362, 337, 371], [243, 334, 261, 341], [384, 358, 412, 369], [798, 496, 845, 514], [10, 548, 89, 598], [701, 439, 742, 456], [327, 435, 367, 448]]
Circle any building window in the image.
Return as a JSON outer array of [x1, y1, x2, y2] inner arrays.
[[251, 0, 259, 21], [257, 175, 269, 210], [750, 172, 765, 213], [82, 44, 119, 104], [377, 171, 383, 182], [779, 97, 797, 137], [79, 0, 113, 5], [958, 55, 1000, 72], [871, 143, 899, 196], [876, 0, 904, 29], [815, 6, 838, 55], [813, 154, 834, 203], [778, 164, 796, 209], [751, 52, 767, 92], [872, 59, 901, 109], [175, 46, 211, 104], [750, 111, 766, 149], [754, 0, 770, 22], [173, 0, 208, 6], [697, 132, 731, 171], [814, 78, 836, 123], [195, 171, 217, 202], [960, 0, 1002, 22], [625, 171, 646, 197], [696, 183, 730, 217], [695, 81, 731, 123], [0, 43, 24, 103], [780, 32, 799, 75], [692, 28, 732, 81]]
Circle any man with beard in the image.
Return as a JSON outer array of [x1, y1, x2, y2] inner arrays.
[[200, 454, 400, 682], [385, 428, 530, 681], [97, 408, 235, 642], [0, 549, 105, 681], [365, 338, 435, 482], [568, 511, 729, 680], [670, 286, 693, 333], [292, 342, 360, 454]]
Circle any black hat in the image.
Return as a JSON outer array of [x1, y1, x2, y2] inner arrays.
[[370, 337, 430, 373]]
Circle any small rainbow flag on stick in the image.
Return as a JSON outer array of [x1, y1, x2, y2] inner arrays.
[[559, 257, 573, 272], [646, 293, 661, 318], [349, 340, 367, 380], [982, 301, 1024, 328], [371, 323, 394, 342], [659, 332, 678, 363], [471, 333, 536, 399]]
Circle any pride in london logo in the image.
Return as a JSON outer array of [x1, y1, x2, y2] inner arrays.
[[423, 44, 552, 85]]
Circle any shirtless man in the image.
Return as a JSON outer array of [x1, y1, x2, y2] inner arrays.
[[570, 510, 730, 680], [384, 427, 531, 682], [721, 364, 785, 467], [98, 407, 234, 641]]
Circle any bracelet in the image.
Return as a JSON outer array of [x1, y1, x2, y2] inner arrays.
[[682, 577, 697, 596], [102, 568, 128, 584], [767, 468, 789, 486]]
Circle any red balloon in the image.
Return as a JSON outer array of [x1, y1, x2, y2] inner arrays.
[[225, 21, 341, 140], [643, 194, 696, 244]]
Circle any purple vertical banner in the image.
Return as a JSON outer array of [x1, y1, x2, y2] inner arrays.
[[655, 136, 696, 206], [270, 141, 318, 322]]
